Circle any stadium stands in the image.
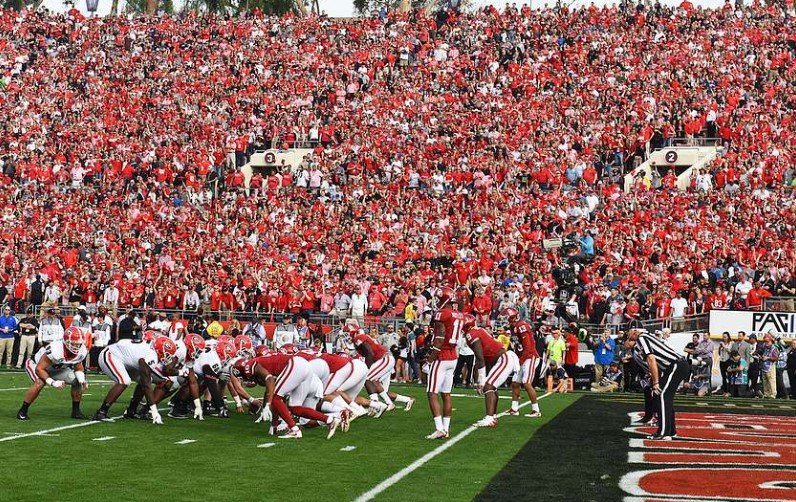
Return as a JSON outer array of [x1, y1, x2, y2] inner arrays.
[[0, 2, 794, 327]]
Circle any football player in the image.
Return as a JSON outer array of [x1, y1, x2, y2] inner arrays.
[[350, 325, 415, 412], [17, 327, 89, 420], [158, 333, 208, 420], [463, 317, 520, 428], [230, 353, 341, 439], [502, 308, 542, 418], [320, 351, 375, 417], [425, 286, 464, 439], [93, 335, 177, 424]]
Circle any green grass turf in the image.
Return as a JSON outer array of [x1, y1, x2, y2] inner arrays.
[[0, 370, 578, 502]]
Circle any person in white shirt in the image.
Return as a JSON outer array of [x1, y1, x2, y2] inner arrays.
[[274, 316, 300, 349], [350, 289, 368, 325], [243, 318, 267, 347], [103, 285, 120, 315], [43, 282, 62, 307], [182, 287, 200, 315], [148, 312, 171, 335], [669, 292, 689, 332], [734, 276, 753, 300], [38, 308, 65, 345]]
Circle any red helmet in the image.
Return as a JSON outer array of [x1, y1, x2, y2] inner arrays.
[[501, 308, 520, 325], [142, 330, 158, 345], [462, 314, 477, 332], [231, 357, 252, 380], [153, 336, 178, 365], [218, 334, 234, 346], [437, 286, 456, 309], [254, 345, 273, 357], [184, 333, 206, 361], [234, 335, 254, 357], [215, 340, 236, 363], [279, 343, 298, 354], [63, 326, 85, 355]]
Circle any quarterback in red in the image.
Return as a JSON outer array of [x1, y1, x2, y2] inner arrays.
[[425, 286, 463, 439], [503, 308, 542, 418], [463, 315, 520, 428], [350, 324, 415, 413]]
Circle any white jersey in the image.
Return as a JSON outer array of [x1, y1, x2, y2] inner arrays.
[[107, 339, 158, 371], [193, 349, 223, 378], [34, 341, 87, 368]]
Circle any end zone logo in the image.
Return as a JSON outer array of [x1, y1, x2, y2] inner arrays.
[[621, 413, 796, 501]]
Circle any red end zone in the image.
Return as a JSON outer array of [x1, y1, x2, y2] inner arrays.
[[620, 412, 796, 501]]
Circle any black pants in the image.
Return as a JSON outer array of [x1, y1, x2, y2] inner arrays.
[[719, 360, 730, 393], [788, 368, 796, 399], [748, 361, 761, 394], [641, 386, 658, 421], [656, 359, 690, 437], [454, 354, 475, 386]]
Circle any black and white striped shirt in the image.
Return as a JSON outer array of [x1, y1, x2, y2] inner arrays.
[[632, 334, 684, 373]]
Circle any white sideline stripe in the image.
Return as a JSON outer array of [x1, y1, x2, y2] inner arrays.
[[0, 382, 112, 392], [353, 392, 552, 502], [340, 445, 357, 452], [0, 406, 169, 443], [92, 436, 115, 441], [257, 443, 276, 448], [5, 432, 59, 437], [0, 387, 30, 392], [175, 439, 196, 445]]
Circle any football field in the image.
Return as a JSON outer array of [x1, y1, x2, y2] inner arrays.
[[0, 371, 577, 502]]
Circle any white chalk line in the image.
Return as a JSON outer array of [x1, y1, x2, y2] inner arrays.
[[353, 392, 553, 502]]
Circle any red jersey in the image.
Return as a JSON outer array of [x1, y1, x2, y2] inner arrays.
[[320, 353, 351, 373], [465, 327, 504, 366], [510, 321, 538, 362], [433, 307, 464, 361], [353, 333, 386, 362], [294, 349, 318, 362], [241, 354, 293, 379]]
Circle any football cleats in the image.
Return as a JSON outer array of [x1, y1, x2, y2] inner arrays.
[[63, 326, 85, 356], [142, 330, 158, 345], [234, 335, 254, 357], [184, 333, 206, 361], [215, 340, 236, 364], [462, 314, 477, 332], [153, 336, 178, 365], [501, 307, 520, 325], [437, 286, 456, 309]]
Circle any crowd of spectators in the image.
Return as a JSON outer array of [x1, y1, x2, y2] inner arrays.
[[0, 2, 794, 337]]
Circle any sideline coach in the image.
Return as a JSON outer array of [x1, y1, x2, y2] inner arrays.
[[625, 330, 689, 439]]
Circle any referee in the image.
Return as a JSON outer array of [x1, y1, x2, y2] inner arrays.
[[624, 329, 690, 440]]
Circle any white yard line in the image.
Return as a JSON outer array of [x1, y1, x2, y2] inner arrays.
[[0, 416, 124, 442], [0, 406, 169, 443], [353, 392, 552, 502]]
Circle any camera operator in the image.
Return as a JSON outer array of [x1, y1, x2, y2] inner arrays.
[[588, 329, 616, 384]]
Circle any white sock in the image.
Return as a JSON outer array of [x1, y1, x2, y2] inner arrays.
[[511, 400, 519, 411], [379, 392, 394, 405], [433, 416, 443, 430], [352, 403, 367, 414], [369, 399, 382, 409], [332, 396, 348, 409], [442, 416, 450, 431], [393, 394, 410, 404], [532, 403, 540, 413], [320, 402, 341, 414]]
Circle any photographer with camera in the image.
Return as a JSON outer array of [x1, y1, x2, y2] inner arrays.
[[588, 329, 616, 384]]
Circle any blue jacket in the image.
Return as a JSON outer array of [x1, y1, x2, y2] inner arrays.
[[594, 337, 615, 365], [0, 315, 18, 339]]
